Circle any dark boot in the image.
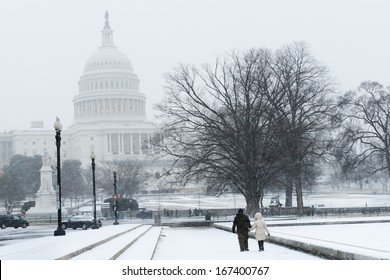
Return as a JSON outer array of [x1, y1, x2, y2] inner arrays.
[[258, 240, 264, 251]]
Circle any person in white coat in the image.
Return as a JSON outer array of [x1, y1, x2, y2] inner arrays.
[[250, 212, 270, 251]]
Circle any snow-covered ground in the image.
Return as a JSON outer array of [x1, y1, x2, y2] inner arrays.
[[153, 226, 321, 260], [2, 191, 390, 279], [0, 221, 319, 260], [2, 215, 390, 280], [1, 216, 389, 260], [218, 216, 390, 260], [59, 188, 390, 218], [134, 191, 390, 210]]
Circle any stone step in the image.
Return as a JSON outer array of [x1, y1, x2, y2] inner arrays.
[[70, 224, 153, 260]]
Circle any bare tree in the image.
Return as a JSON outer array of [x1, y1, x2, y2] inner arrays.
[[61, 160, 87, 205], [96, 159, 148, 199], [155, 44, 335, 215], [270, 42, 335, 214], [338, 81, 390, 182], [155, 49, 285, 215]]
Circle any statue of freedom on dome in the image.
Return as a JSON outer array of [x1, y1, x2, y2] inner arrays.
[[104, 10, 111, 29]]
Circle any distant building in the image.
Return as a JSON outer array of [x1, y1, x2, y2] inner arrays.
[[0, 12, 159, 168], [31, 121, 44, 129]]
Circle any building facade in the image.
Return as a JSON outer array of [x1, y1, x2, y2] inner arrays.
[[0, 12, 158, 168]]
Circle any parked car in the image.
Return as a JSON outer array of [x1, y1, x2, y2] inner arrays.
[[0, 214, 29, 229], [61, 214, 102, 230]]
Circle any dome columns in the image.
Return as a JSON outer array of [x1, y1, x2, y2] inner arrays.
[[74, 97, 146, 119]]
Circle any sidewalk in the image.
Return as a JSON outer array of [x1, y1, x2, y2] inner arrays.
[[0, 222, 319, 260]]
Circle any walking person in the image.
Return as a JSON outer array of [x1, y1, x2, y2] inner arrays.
[[250, 212, 270, 251], [232, 209, 251, 251]]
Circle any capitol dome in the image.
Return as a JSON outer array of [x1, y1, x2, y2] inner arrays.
[[83, 10, 135, 75], [73, 11, 146, 124], [84, 47, 135, 74]]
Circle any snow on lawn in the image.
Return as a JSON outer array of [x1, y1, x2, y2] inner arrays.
[[134, 192, 390, 211], [217, 216, 390, 259], [270, 222, 390, 259]]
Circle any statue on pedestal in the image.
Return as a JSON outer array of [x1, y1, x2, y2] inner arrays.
[[27, 153, 60, 215]]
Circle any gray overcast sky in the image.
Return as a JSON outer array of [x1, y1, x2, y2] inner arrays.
[[1, 0, 389, 131]]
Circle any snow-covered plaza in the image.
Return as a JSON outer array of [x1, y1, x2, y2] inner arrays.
[[2, 191, 390, 260], [1, 215, 389, 260], [2, 189, 390, 280], [2, 214, 390, 279]]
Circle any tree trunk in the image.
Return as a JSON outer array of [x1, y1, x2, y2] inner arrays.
[[285, 178, 293, 207], [295, 173, 304, 216], [244, 193, 261, 217], [293, 160, 305, 215], [386, 150, 390, 180]]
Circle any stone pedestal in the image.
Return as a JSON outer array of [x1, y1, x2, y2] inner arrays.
[[28, 155, 67, 218], [30, 166, 57, 213]]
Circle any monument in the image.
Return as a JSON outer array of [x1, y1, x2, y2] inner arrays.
[[28, 153, 64, 217]]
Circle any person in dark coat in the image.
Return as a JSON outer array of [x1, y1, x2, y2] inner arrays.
[[232, 209, 251, 251]]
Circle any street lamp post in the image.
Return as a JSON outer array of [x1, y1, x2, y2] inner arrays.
[[54, 117, 65, 236], [113, 171, 119, 225], [90, 152, 99, 229]]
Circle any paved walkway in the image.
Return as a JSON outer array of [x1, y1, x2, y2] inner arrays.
[[0, 223, 319, 260]]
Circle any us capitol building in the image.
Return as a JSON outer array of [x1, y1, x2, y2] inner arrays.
[[0, 12, 159, 169]]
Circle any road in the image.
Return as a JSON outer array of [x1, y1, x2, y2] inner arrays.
[[0, 224, 66, 247]]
